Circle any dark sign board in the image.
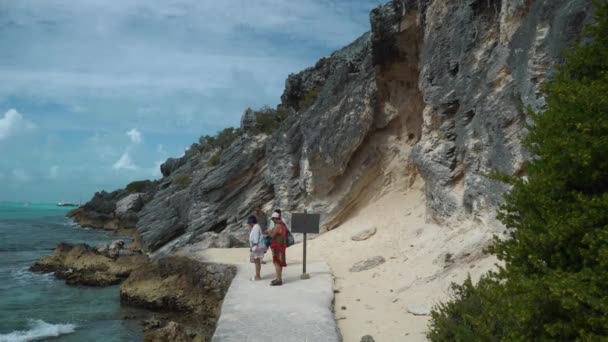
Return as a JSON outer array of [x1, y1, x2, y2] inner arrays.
[[291, 213, 320, 234]]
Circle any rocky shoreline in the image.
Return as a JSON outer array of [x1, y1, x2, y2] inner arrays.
[[30, 241, 148, 286], [31, 240, 236, 341], [122, 257, 236, 341]]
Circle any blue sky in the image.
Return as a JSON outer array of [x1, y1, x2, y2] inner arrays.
[[0, 0, 382, 202]]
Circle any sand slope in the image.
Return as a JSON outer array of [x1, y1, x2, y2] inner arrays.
[[288, 181, 499, 341], [181, 178, 500, 341]]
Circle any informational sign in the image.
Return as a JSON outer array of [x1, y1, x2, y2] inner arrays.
[[291, 213, 320, 234]]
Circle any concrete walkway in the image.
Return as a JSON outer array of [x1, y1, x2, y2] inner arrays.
[[208, 255, 340, 342]]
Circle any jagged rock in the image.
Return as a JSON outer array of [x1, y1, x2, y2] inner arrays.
[[144, 321, 192, 342], [142, 317, 162, 330], [108, 239, 125, 258], [68, 184, 155, 237], [351, 227, 377, 241], [410, 0, 593, 221], [120, 257, 236, 312], [96, 242, 109, 253], [350, 256, 386, 272], [115, 193, 144, 215], [361, 335, 375, 342], [136, 135, 273, 252], [160, 157, 186, 177], [240, 108, 256, 132], [109, 240, 125, 250], [121, 257, 236, 342], [76, 0, 593, 254], [406, 304, 431, 316], [30, 243, 148, 286]]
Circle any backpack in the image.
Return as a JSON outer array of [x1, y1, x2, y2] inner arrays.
[[286, 228, 295, 247]]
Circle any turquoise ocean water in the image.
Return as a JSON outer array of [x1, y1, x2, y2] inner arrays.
[[0, 202, 144, 342]]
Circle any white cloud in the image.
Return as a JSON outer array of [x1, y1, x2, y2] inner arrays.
[[12, 168, 31, 182], [149, 160, 164, 177], [112, 152, 138, 170], [127, 128, 143, 144], [48, 165, 60, 179], [0, 109, 36, 140], [157, 144, 166, 154], [0, 1, 378, 135]]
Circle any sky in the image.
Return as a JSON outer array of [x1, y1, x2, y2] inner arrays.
[[0, 0, 383, 203]]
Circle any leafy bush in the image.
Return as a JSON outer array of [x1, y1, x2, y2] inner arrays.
[[126, 180, 152, 193], [174, 175, 192, 189], [207, 152, 220, 167], [252, 106, 289, 135], [428, 276, 506, 341], [298, 89, 319, 110], [199, 127, 242, 152], [429, 3, 608, 340]]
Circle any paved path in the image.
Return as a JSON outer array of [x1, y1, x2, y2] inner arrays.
[[210, 259, 340, 342]]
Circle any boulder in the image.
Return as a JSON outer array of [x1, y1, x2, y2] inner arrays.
[[160, 157, 186, 177], [350, 256, 386, 272], [406, 304, 431, 316], [361, 335, 375, 342], [351, 227, 377, 241], [144, 321, 192, 342], [109, 239, 125, 250]]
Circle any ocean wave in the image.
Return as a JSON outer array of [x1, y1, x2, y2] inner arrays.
[[0, 320, 77, 342], [9, 267, 54, 284]]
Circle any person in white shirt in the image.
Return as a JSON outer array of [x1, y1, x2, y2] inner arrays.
[[247, 215, 266, 281]]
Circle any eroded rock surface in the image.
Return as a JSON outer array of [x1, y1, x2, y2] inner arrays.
[[30, 242, 148, 286], [75, 1, 593, 254], [120, 257, 237, 341]]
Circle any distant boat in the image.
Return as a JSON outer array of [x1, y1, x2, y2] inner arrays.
[[57, 202, 78, 207]]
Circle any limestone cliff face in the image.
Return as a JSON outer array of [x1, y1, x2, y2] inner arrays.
[[409, 0, 592, 222], [74, 0, 593, 253]]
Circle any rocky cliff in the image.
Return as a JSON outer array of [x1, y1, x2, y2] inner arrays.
[[73, 0, 593, 254]]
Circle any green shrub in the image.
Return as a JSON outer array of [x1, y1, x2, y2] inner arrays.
[[429, 2, 608, 340], [252, 106, 289, 135], [298, 89, 319, 110], [174, 175, 192, 189], [199, 127, 242, 152], [428, 276, 506, 341], [207, 153, 220, 167], [126, 180, 152, 193]]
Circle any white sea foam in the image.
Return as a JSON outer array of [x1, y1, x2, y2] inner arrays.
[[0, 320, 77, 342], [10, 267, 54, 284]]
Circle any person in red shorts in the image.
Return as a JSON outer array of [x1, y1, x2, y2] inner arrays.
[[267, 212, 287, 286]]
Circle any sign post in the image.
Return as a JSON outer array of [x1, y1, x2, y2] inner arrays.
[[291, 213, 320, 280]]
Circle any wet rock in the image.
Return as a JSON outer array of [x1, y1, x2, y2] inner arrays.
[[351, 227, 377, 241], [110, 239, 125, 250], [142, 317, 162, 330], [144, 321, 193, 342], [30, 242, 148, 287], [349, 256, 386, 272], [122, 257, 237, 342], [120, 257, 236, 312]]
